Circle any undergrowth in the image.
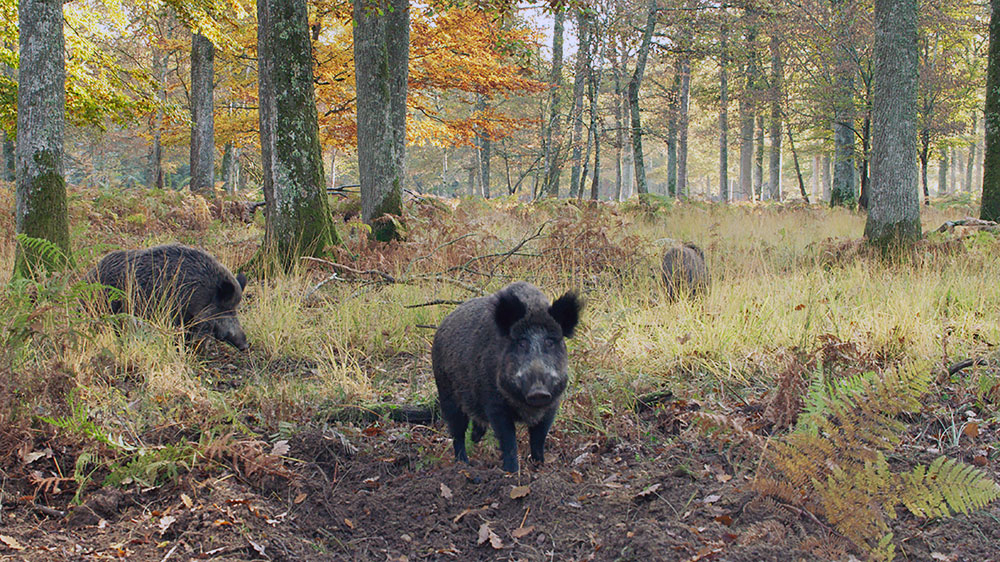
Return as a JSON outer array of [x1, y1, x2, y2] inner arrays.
[[1, 184, 999, 557]]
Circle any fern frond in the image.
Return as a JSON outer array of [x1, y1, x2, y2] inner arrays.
[[896, 456, 1000, 518], [15, 233, 70, 271]]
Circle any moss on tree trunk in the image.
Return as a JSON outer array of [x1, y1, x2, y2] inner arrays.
[[14, 0, 71, 276]]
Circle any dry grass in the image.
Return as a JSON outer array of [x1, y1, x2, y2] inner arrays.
[[0, 185, 994, 448]]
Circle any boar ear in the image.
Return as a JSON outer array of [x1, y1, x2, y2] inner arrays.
[[217, 280, 237, 302], [236, 272, 248, 290], [549, 291, 582, 338], [494, 292, 527, 336]]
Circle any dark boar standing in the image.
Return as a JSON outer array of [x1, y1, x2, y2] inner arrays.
[[89, 244, 249, 350], [661, 242, 710, 300], [432, 281, 582, 472]]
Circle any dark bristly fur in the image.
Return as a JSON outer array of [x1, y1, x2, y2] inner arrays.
[[432, 281, 582, 472], [661, 242, 710, 300], [88, 244, 249, 351]]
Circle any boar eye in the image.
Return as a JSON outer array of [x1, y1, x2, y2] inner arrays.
[[516, 338, 531, 351], [545, 337, 559, 349]]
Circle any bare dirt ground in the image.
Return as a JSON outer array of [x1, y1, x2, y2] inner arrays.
[[3, 383, 999, 562]]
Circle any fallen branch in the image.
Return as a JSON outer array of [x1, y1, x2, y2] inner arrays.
[[404, 299, 465, 309], [947, 358, 989, 376], [935, 217, 1000, 234], [319, 403, 439, 425], [301, 257, 397, 284]]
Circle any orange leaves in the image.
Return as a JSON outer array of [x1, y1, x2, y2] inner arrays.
[[311, 4, 545, 151]]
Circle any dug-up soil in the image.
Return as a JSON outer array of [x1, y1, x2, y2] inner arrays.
[[1, 403, 998, 562]]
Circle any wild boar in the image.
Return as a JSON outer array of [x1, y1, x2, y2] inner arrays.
[[432, 281, 582, 472], [661, 242, 710, 300], [89, 244, 249, 351]]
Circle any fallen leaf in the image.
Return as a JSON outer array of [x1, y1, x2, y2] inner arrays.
[[22, 451, 46, 465], [294, 492, 307, 504], [714, 514, 733, 526], [510, 485, 530, 499], [973, 455, 988, 467], [212, 519, 232, 527], [158, 515, 176, 534], [440, 483, 453, 499], [511, 525, 535, 539], [569, 470, 584, 484], [180, 494, 193, 509], [248, 538, 267, 557], [271, 440, 290, 457], [363, 476, 380, 489], [0, 535, 25, 550], [344, 518, 354, 529], [794, 304, 805, 311], [677, 332, 692, 345], [715, 473, 733, 483], [477, 523, 491, 545], [702, 494, 721, 504], [634, 483, 661, 500], [963, 423, 980, 439]]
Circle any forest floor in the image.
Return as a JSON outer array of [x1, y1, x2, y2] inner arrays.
[[2, 187, 1000, 561]]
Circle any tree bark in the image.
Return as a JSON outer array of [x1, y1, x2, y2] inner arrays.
[[919, 129, 930, 204], [257, 0, 339, 269], [822, 154, 832, 201], [966, 115, 976, 192], [739, 11, 758, 201], [568, 7, 589, 199], [865, 0, 921, 249], [14, 0, 70, 275], [588, 15, 602, 201], [474, 95, 491, 198], [785, 122, 809, 203], [858, 113, 871, 208], [754, 115, 764, 200], [719, 26, 729, 202], [666, 66, 679, 197], [831, 0, 857, 208], [222, 142, 239, 193], [354, 0, 408, 240], [628, 2, 658, 197], [938, 146, 948, 196], [768, 33, 783, 201], [678, 55, 691, 198], [542, 9, 565, 198], [149, 47, 165, 189], [190, 32, 215, 196]]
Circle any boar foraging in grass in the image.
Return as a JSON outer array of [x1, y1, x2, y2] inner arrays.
[[89, 244, 249, 351], [661, 242, 710, 300], [433, 281, 582, 472]]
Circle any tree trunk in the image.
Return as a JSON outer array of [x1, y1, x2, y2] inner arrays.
[[222, 142, 239, 193], [950, 146, 957, 192], [719, 26, 729, 202], [613, 63, 624, 201], [938, 146, 948, 196], [754, 115, 764, 200], [785, 122, 809, 203], [257, 0, 339, 269], [588, 16, 602, 201], [14, 0, 70, 275], [149, 47, 165, 189], [738, 13, 758, 202], [831, 0, 857, 207], [858, 113, 871, 208], [666, 66, 679, 197], [811, 155, 820, 201], [474, 94, 491, 198], [542, 9, 565, 198], [920, 129, 930, 204], [865, 0, 920, 249], [966, 115, 976, 192], [568, 7, 590, 199], [1, 130, 12, 182], [628, 1, 658, 197], [822, 154, 832, 201], [190, 32, 215, 196], [354, 0, 408, 240], [678, 55, 691, 198], [768, 33, 783, 201], [328, 149, 337, 189]]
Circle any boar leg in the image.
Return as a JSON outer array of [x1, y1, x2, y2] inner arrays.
[[439, 394, 470, 463], [488, 410, 519, 472], [470, 422, 487, 443], [528, 410, 556, 463]]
